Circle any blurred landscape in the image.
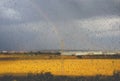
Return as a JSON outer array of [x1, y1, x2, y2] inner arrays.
[[0, 0, 120, 81], [0, 51, 120, 80]]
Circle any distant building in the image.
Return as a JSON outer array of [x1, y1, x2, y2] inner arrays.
[[2, 51, 8, 53], [75, 51, 103, 56], [103, 52, 116, 55], [61, 51, 103, 56]]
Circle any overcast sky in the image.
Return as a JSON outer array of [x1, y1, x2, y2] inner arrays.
[[0, 0, 120, 51]]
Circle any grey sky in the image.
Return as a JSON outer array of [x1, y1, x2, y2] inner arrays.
[[0, 0, 120, 51]]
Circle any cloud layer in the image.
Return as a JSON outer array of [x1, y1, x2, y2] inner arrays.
[[0, 0, 120, 51]]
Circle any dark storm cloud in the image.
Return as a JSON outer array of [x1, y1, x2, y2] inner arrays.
[[0, 0, 46, 26], [0, 0, 120, 51], [33, 0, 120, 21]]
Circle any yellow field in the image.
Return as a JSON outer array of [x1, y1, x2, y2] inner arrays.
[[0, 59, 120, 76]]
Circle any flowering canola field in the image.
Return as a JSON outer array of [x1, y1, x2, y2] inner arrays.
[[0, 59, 120, 76]]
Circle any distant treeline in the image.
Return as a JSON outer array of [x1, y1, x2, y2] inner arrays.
[[0, 53, 120, 59], [77, 55, 120, 59], [0, 72, 120, 81], [0, 51, 61, 55]]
